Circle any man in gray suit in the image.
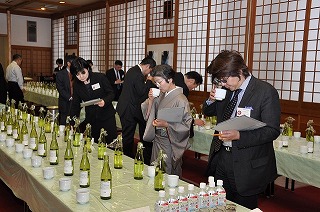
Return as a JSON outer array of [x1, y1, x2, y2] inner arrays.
[[203, 50, 280, 209]]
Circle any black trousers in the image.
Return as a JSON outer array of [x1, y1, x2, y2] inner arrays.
[[8, 81, 24, 107], [119, 109, 152, 165], [215, 146, 258, 210]]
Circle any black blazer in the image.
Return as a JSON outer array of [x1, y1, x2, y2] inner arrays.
[[56, 68, 72, 113], [174, 72, 189, 97], [0, 63, 7, 104], [105, 68, 125, 101], [116, 65, 154, 119], [203, 76, 280, 196], [70, 72, 115, 123]]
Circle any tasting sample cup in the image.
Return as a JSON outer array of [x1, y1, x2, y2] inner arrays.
[[215, 88, 227, 101], [76, 188, 90, 204], [59, 178, 72, 191], [6, 138, 14, 147], [151, 88, 160, 97], [31, 156, 42, 167], [23, 148, 33, 159], [167, 175, 179, 188], [147, 165, 155, 178], [293, 132, 301, 138], [300, 145, 308, 154], [0, 133, 7, 142], [277, 140, 283, 149], [43, 167, 55, 179], [15, 143, 24, 153]]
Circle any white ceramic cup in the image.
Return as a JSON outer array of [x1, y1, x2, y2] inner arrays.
[[43, 167, 55, 179], [277, 140, 283, 149], [314, 135, 320, 143], [215, 88, 227, 101], [147, 166, 155, 178], [293, 132, 301, 138], [59, 178, 72, 191], [167, 174, 179, 188], [23, 148, 33, 159], [31, 156, 42, 167], [15, 143, 24, 153], [0, 133, 7, 142], [6, 138, 14, 147], [300, 145, 308, 154], [282, 140, 288, 147], [151, 88, 161, 97], [76, 188, 90, 204]]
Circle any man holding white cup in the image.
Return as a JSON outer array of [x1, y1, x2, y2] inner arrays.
[[202, 50, 280, 209]]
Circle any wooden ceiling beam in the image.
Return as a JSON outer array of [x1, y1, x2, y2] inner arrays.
[[37, 0, 77, 7], [6, 0, 33, 11]]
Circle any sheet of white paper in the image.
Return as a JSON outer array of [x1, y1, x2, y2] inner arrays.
[[157, 107, 184, 123], [214, 115, 266, 131], [80, 98, 101, 107]]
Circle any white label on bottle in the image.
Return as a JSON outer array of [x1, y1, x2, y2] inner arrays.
[[0, 122, 4, 130], [13, 129, 18, 135], [49, 150, 57, 162], [100, 181, 111, 197], [29, 138, 36, 149], [7, 125, 12, 134], [22, 136, 29, 146], [38, 144, 45, 155], [79, 171, 89, 185], [64, 160, 73, 174], [13, 133, 18, 139]]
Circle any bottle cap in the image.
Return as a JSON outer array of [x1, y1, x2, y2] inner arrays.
[[159, 190, 166, 197], [209, 181, 215, 188], [200, 182, 206, 189], [217, 180, 223, 186], [169, 188, 176, 195], [208, 176, 214, 183], [188, 184, 194, 191], [178, 186, 184, 193]]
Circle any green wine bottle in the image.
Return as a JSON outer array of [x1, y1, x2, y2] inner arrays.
[[64, 116, 71, 142], [38, 107, 45, 128], [84, 123, 92, 153], [21, 103, 28, 121], [29, 122, 38, 151], [20, 119, 29, 146], [44, 114, 52, 133], [38, 127, 47, 157], [29, 105, 36, 124], [1, 109, 7, 132], [154, 149, 166, 191], [98, 128, 107, 160], [64, 138, 74, 176], [12, 115, 20, 141], [6, 112, 13, 136], [114, 134, 123, 169], [73, 117, 81, 147], [79, 146, 90, 188], [49, 130, 59, 165], [134, 142, 144, 180], [100, 153, 112, 200]]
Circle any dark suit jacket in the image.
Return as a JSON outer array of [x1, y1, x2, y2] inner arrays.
[[174, 72, 189, 97], [0, 63, 7, 104], [56, 68, 72, 114], [70, 72, 115, 123], [105, 68, 125, 101], [116, 65, 154, 120], [203, 76, 280, 196]]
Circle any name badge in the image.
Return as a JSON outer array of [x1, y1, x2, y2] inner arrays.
[[237, 107, 251, 117], [91, 83, 100, 90]]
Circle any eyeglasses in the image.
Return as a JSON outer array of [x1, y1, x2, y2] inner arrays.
[[155, 80, 164, 87], [76, 70, 86, 76], [220, 76, 229, 83]]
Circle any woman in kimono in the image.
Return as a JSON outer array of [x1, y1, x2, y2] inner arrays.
[[141, 64, 192, 176], [70, 57, 117, 144]]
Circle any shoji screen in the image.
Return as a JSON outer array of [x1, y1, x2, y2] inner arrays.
[[79, 12, 92, 60], [52, 18, 64, 69]]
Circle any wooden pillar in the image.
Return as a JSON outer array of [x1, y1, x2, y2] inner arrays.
[[7, 10, 11, 64]]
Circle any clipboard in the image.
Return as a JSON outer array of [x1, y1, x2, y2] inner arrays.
[[80, 98, 101, 107], [214, 115, 266, 131], [157, 107, 184, 123]]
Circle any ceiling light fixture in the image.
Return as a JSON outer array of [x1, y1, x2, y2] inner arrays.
[[59, 1, 65, 3], [40, 7, 46, 10]]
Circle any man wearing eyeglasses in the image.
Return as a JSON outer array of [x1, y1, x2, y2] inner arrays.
[[202, 50, 280, 209], [116, 56, 156, 164]]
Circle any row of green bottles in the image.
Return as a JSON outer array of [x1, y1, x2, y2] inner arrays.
[[80, 146, 90, 188], [98, 128, 107, 160], [134, 142, 144, 180]]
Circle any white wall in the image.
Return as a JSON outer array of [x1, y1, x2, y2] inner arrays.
[[0, 13, 7, 35], [11, 14, 51, 47]]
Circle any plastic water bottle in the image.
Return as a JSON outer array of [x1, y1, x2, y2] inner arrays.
[[177, 186, 188, 212], [187, 184, 198, 211], [208, 181, 218, 208], [208, 176, 214, 184], [198, 182, 209, 209], [155, 190, 169, 212], [168, 188, 179, 212], [216, 180, 226, 206]]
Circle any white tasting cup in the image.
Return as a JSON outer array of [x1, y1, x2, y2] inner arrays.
[[43, 167, 55, 179], [147, 166, 155, 178], [293, 132, 301, 138], [15, 143, 24, 153], [215, 88, 227, 101], [6, 138, 14, 147], [23, 148, 33, 159], [59, 178, 72, 191], [31, 156, 42, 167], [151, 88, 160, 97], [167, 175, 179, 188], [0, 133, 7, 142], [76, 188, 90, 204]]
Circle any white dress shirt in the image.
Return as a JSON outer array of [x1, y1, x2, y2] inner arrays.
[[6, 61, 24, 89]]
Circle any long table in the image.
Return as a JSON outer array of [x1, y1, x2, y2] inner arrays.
[[24, 90, 58, 107], [0, 128, 249, 212]]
